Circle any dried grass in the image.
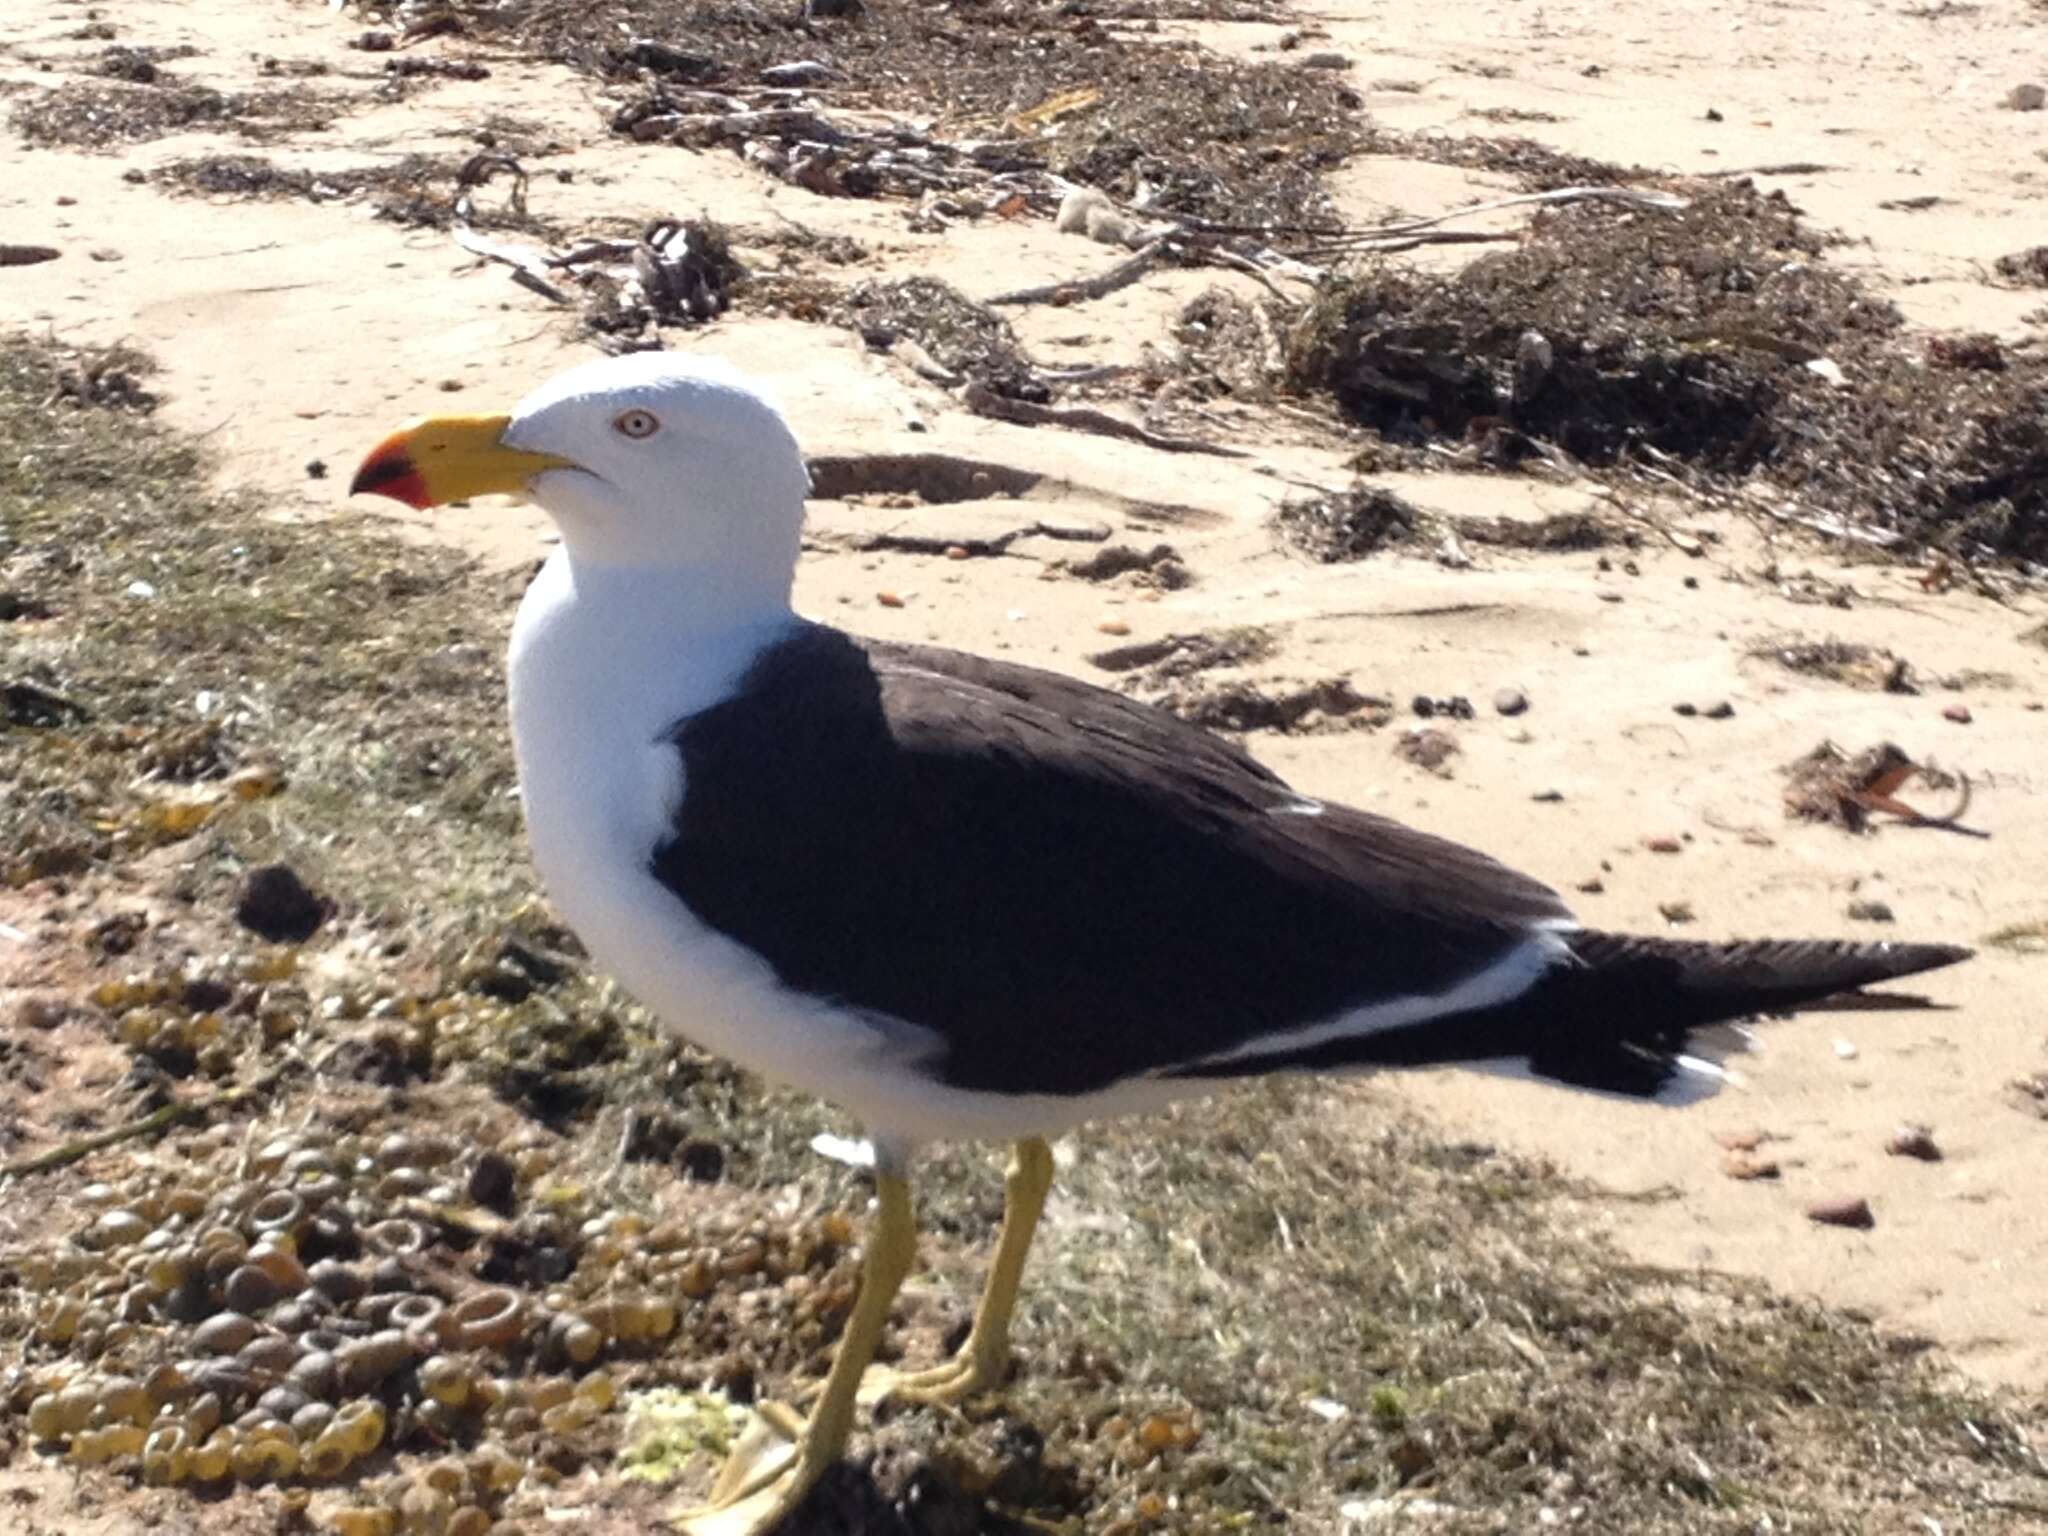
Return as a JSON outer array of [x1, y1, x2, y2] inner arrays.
[[3, 332, 2044, 1530]]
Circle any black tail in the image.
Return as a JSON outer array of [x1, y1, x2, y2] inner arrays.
[[1491, 932, 1971, 1100], [1173, 931, 1971, 1102]]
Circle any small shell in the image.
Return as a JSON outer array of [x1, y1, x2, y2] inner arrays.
[[144, 1361, 192, 1406], [333, 1398, 387, 1456], [288, 1349, 339, 1401], [388, 1294, 443, 1338], [258, 1385, 311, 1421], [445, 1288, 523, 1350], [98, 1375, 151, 1427], [337, 1330, 415, 1392], [365, 1219, 432, 1258], [308, 1260, 368, 1306], [54, 1383, 98, 1433], [294, 1174, 348, 1210], [467, 1444, 521, 1494], [376, 1169, 433, 1201], [231, 1429, 299, 1481], [142, 1423, 192, 1485], [188, 1429, 233, 1481], [26, 1393, 63, 1441], [145, 1250, 195, 1291], [541, 1397, 596, 1435], [291, 1400, 336, 1443], [416, 1398, 465, 1439], [524, 1375, 573, 1411], [555, 1316, 603, 1366], [398, 1486, 456, 1536], [194, 1314, 259, 1356], [248, 1190, 307, 1237], [281, 1147, 336, 1178], [301, 1433, 352, 1480], [418, 1458, 466, 1496], [419, 1356, 471, 1408], [85, 1210, 152, 1250], [195, 1226, 251, 1263], [187, 1391, 224, 1438], [223, 1264, 283, 1315]]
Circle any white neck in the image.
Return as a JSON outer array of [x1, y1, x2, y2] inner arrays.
[[506, 549, 799, 895]]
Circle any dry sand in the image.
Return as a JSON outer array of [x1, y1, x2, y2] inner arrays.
[[4, 0, 2045, 1399]]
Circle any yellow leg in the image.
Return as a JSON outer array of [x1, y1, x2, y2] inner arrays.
[[860, 1137, 1053, 1408], [677, 1170, 919, 1536]]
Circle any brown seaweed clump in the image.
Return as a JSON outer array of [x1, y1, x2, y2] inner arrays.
[[1290, 183, 2048, 565]]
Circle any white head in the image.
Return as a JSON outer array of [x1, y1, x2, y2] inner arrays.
[[351, 352, 810, 600]]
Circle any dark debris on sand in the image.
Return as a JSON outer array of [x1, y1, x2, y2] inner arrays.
[[10, 77, 341, 149], [1290, 183, 2048, 565], [155, 153, 561, 235], [486, 0, 1371, 230]]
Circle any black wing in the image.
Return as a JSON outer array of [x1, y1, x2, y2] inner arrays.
[[652, 625, 1568, 1097]]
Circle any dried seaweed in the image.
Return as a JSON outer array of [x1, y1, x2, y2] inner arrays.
[[1276, 485, 1421, 562], [836, 276, 1040, 397], [1758, 637, 1915, 691], [156, 153, 555, 234], [487, 0, 1370, 229], [1291, 182, 2048, 564], [9, 79, 340, 148]]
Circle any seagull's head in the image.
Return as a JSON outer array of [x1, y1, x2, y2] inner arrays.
[[350, 351, 809, 578]]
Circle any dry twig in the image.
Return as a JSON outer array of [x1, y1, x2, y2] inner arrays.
[[962, 381, 1247, 457]]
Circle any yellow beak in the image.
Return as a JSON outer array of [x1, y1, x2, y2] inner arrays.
[[349, 414, 576, 509]]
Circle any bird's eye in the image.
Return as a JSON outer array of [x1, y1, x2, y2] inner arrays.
[[613, 409, 660, 439]]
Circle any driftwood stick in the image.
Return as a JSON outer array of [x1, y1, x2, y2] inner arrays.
[[985, 238, 1165, 306], [451, 197, 572, 305], [1, 1074, 279, 1179], [962, 382, 1247, 458]]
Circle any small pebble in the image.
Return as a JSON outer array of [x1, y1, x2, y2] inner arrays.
[[1657, 900, 1696, 925], [1492, 686, 1529, 717], [1806, 1196, 1875, 1230], [1885, 1123, 1941, 1161], [1097, 620, 1131, 637], [18, 994, 66, 1030], [1672, 702, 1698, 717], [2007, 82, 2046, 111], [875, 592, 905, 608], [1942, 704, 1972, 724], [1530, 789, 1564, 803], [1846, 899, 1894, 923], [1703, 700, 1734, 720], [468, 1151, 517, 1212], [1722, 1150, 1780, 1181], [1643, 836, 1683, 854], [1573, 877, 1604, 894], [235, 863, 328, 944], [1833, 1038, 1859, 1059]]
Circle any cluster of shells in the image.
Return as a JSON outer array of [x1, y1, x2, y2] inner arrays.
[[2, 977, 861, 1534]]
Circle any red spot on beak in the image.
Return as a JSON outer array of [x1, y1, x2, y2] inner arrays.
[[350, 431, 429, 509]]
